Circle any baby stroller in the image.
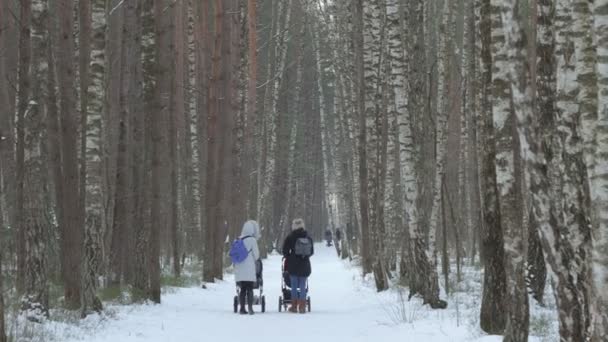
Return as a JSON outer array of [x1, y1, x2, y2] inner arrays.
[[278, 258, 311, 312], [233, 259, 266, 313]]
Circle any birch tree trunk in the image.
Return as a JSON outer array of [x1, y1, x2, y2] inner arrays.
[[491, 1, 530, 340], [403, 0, 444, 308], [544, 1, 595, 339], [356, 0, 371, 275], [81, 0, 106, 316], [260, 0, 293, 248], [364, 0, 389, 291], [384, 0, 406, 277], [592, 0, 608, 338], [466, 0, 482, 266], [478, 0, 507, 334], [404, 0, 423, 288], [423, 0, 449, 306]]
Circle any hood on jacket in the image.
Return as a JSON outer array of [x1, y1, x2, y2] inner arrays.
[[292, 218, 305, 231], [241, 220, 261, 239]]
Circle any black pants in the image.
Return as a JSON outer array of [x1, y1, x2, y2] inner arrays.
[[238, 281, 254, 311]]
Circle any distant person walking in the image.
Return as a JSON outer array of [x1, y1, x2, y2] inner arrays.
[[335, 227, 342, 255], [233, 220, 261, 315], [282, 218, 313, 313], [324, 228, 333, 246]]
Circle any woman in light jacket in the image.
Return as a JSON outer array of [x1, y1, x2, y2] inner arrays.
[[234, 220, 260, 315]]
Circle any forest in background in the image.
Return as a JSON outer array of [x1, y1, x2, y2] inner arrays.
[[0, 0, 607, 341]]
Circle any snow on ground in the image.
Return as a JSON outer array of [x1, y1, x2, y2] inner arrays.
[[29, 243, 556, 342]]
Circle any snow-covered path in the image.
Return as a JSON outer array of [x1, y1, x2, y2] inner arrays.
[[56, 244, 502, 342]]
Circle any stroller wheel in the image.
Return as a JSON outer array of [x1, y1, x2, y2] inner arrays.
[[278, 297, 283, 312], [233, 296, 238, 313], [261, 296, 266, 313], [307, 297, 311, 312]]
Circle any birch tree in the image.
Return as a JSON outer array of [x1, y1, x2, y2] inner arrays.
[[592, 0, 608, 337], [81, 0, 107, 316], [403, 0, 445, 309], [492, 0, 531, 340], [544, 1, 595, 339], [385, 0, 407, 276], [478, 0, 507, 334]]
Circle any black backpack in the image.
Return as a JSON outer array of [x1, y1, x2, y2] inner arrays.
[[294, 237, 312, 257]]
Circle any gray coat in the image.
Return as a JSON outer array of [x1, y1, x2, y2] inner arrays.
[[234, 220, 260, 282]]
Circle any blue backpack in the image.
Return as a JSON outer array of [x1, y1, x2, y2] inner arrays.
[[229, 236, 252, 264]]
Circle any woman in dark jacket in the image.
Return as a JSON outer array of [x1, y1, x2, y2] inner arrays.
[[282, 218, 313, 313]]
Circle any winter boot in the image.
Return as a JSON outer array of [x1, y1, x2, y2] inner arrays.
[[298, 299, 306, 314], [247, 289, 255, 315], [288, 299, 298, 313], [239, 290, 247, 314]]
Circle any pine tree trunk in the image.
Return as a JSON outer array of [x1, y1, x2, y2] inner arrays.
[[170, 0, 184, 278], [109, 1, 133, 284], [21, 0, 51, 319], [0, 245, 4, 342], [180, 0, 198, 257], [16, 0, 32, 294], [0, 0, 17, 268], [102, 0, 124, 276], [194, 0, 210, 263], [78, 0, 91, 228], [149, 0, 173, 302], [242, 0, 258, 218], [124, 0, 148, 297], [203, 0, 225, 283], [0, 13, 7, 329], [56, 0, 84, 310]]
